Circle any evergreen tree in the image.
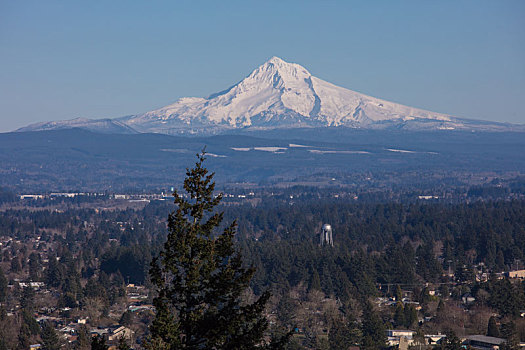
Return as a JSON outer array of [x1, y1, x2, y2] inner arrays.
[[395, 285, 403, 302], [119, 310, 133, 327], [118, 336, 131, 350], [328, 317, 361, 350], [393, 303, 405, 328], [21, 309, 40, 335], [91, 336, 108, 350], [440, 285, 450, 299], [412, 328, 426, 347], [28, 252, 41, 281], [403, 304, 418, 328], [20, 287, 35, 312], [360, 301, 386, 349], [487, 316, 500, 338], [0, 267, 7, 303], [308, 268, 321, 292], [11, 257, 21, 273], [276, 294, 298, 327], [440, 329, 462, 350], [488, 278, 524, 317], [17, 323, 31, 350], [40, 321, 61, 350], [436, 299, 446, 322], [148, 152, 288, 349], [496, 250, 505, 271], [46, 255, 64, 288], [500, 321, 520, 350], [74, 324, 91, 350]]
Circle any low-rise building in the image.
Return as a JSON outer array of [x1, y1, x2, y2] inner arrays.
[[425, 334, 446, 345], [386, 330, 415, 347], [464, 335, 506, 349], [108, 326, 134, 341], [507, 269, 525, 279]]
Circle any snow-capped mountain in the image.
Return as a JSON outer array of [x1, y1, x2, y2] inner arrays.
[[16, 57, 521, 134], [121, 56, 459, 134]]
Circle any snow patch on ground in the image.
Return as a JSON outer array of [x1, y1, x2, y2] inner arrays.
[[386, 148, 416, 154], [231, 146, 288, 153], [254, 147, 288, 152], [308, 150, 370, 154], [206, 153, 227, 158], [289, 143, 312, 148]]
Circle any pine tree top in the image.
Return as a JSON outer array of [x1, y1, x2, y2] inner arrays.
[[148, 151, 290, 349]]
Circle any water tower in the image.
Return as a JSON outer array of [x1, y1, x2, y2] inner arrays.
[[320, 224, 333, 247]]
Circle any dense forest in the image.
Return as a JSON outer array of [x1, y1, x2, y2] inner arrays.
[[2, 199, 525, 286], [1, 196, 525, 348], [230, 200, 525, 291]]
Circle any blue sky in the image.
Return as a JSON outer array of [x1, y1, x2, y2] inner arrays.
[[1, 0, 524, 132]]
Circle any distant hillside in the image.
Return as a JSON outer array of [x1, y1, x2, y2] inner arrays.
[[17, 117, 138, 134], [1, 128, 525, 191]]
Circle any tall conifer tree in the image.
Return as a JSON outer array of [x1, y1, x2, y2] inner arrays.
[[149, 151, 288, 349], [40, 321, 61, 350], [0, 267, 7, 303]]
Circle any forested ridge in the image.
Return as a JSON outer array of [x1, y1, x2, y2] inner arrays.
[[1, 200, 524, 291], [232, 201, 525, 279]]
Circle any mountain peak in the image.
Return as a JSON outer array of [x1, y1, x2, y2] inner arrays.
[[249, 56, 312, 90], [266, 56, 288, 65], [259, 56, 310, 75]]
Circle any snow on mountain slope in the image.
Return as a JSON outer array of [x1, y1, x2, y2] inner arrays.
[[16, 57, 521, 135], [309, 76, 449, 124], [121, 56, 455, 134]]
